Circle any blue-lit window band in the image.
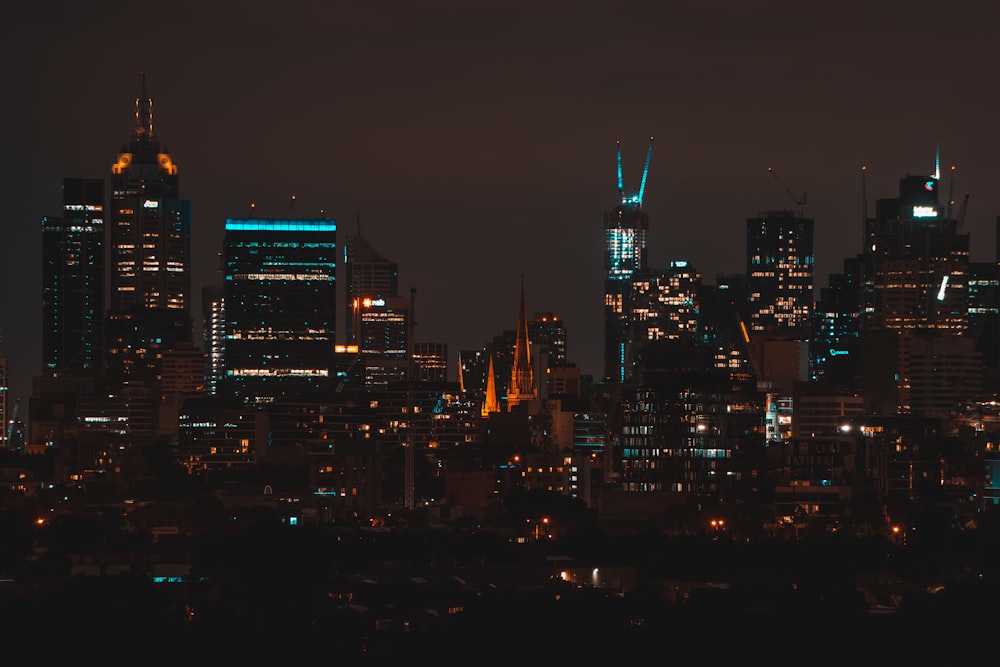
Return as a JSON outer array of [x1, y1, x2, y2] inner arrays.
[[225, 219, 336, 232]]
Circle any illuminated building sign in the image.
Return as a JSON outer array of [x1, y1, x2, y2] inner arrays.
[[912, 206, 937, 218], [362, 297, 386, 308], [143, 200, 159, 209]]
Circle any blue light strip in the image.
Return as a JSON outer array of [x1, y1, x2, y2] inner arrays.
[[225, 218, 336, 232]]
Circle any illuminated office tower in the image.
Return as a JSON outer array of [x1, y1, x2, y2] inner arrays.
[[105, 74, 192, 391], [528, 312, 567, 366], [630, 261, 701, 346], [868, 173, 969, 333], [604, 138, 653, 384], [357, 294, 411, 389], [343, 228, 398, 346], [865, 168, 977, 416], [746, 209, 814, 336], [41, 178, 105, 375], [222, 218, 337, 404]]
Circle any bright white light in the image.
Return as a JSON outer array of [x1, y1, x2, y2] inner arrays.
[[937, 276, 948, 301]]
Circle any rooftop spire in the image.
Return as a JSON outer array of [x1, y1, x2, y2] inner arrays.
[[134, 71, 154, 143]]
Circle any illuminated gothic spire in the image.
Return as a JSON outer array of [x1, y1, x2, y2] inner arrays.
[[481, 353, 500, 417], [506, 276, 537, 410]]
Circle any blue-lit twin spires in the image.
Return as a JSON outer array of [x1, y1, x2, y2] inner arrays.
[[617, 137, 654, 209]]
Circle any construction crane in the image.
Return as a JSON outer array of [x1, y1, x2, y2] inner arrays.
[[767, 166, 807, 208], [617, 137, 654, 207]]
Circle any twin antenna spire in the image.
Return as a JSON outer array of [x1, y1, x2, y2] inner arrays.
[[617, 137, 654, 207]]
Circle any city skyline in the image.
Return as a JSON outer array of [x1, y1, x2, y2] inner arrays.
[[5, 1, 1000, 405]]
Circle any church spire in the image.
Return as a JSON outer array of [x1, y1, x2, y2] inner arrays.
[[506, 275, 537, 410], [481, 353, 500, 417]]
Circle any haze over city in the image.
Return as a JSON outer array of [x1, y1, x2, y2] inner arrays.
[[4, 0, 1000, 404]]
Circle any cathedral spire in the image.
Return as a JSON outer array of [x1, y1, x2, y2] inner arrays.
[[506, 275, 537, 410], [481, 353, 500, 417]]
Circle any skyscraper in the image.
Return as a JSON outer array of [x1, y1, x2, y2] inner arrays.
[[604, 138, 653, 384], [105, 74, 192, 392], [222, 217, 337, 404], [343, 226, 399, 346], [357, 293, 411, 389], [745, 209, 814, 336], [630, 261, 701, 346], [41, 178, 105, 375], [864, 169, 978, 416], [868, 174, 969, 333]]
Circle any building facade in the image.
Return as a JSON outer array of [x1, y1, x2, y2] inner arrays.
[[41, 178, 105, 376], [604, 138, 653, 384], [222, 217, 337, 404], [746, 209, 814, 336]]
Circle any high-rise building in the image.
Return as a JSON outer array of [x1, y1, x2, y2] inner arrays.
[[357, 293, 411, 389], [528, 312, 567, 366], [697, 274, 754, 383], [864, 168, 978, 416], [868, 173, 969, 332], [343, 227, 399, 346], [41, 178, 105, 375], [604, 138, 653, 384], [810, 256, 863, 385], [746, 209, 814, 336], [617, 339, 764, 495], [201, 285, 225, 396], [222, 217, 337, 404], [631, 261, 701, 347], [105, 74, 192, 392]]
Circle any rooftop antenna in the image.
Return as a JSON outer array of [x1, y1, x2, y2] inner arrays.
[[861, 164, 868, 239], [289, 194, 296, 212], [947, 164, 957, 219], [934, 144, 941, 181], [135, 71, 153, 141]]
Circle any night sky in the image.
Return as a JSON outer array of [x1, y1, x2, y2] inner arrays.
[[4, 1, 1000, 405]]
